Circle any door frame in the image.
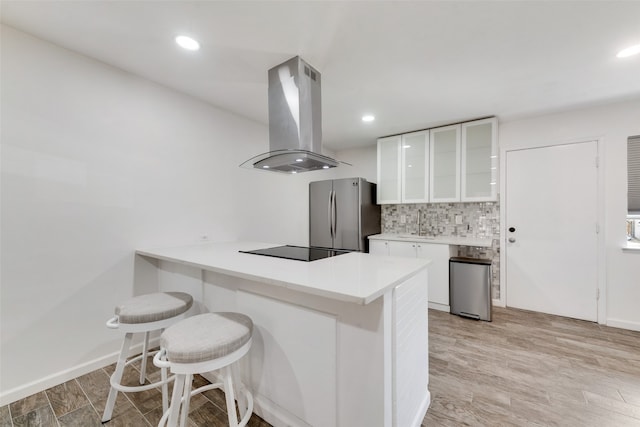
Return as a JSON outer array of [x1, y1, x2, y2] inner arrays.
[[499, 137, 606, 324]]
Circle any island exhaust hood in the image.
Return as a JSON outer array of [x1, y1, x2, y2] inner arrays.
[[240, 56, 339, 174]]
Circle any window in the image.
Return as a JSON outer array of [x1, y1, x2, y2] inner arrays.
[[627, 135, 640, 243], [628, 218, 640, 242]]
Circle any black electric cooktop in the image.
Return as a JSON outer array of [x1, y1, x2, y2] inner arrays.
[[240, 245, 351, 262]]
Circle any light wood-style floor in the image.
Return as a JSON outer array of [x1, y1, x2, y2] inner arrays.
[[2, 307, 640, 426], [424, 307, 640, 426]]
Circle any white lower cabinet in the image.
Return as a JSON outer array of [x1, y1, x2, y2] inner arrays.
[[369, 239, 390, 255], [415, 243, 451, 311], [371, 239, 451, 311]]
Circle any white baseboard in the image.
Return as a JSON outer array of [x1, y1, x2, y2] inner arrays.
[[606, 318, 640, 332], [0, 338, 159, 407], [428, 302, 450, 312], [492, 298, 505, 308], [252, 393, 312, 427], [200, 371, 309, 427]]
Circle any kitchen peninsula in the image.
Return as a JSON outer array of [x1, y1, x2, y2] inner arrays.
[[136, 241, 431, 427]]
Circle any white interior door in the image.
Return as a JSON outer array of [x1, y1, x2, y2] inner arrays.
[[505, 141, 598, 321]]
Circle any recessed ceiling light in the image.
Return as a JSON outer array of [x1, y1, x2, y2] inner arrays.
[[295, 158, 304, 162], [322, 165, 330, 169], [362, 115, 375, 122], [262, 165, 270, 169], [617, 43, 640, 58], [175, 35, 200, 51]]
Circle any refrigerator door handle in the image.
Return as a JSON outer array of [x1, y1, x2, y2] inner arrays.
[[332, 190, 337, 239], [328, 190, 334, 239]]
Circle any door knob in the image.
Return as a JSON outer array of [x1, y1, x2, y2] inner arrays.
[[508, 237, 516, 243]]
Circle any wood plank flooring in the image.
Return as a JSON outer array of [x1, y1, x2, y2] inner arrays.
[[425, 307, 640, 426], [2, 307, 640, 426], [0, 356, 270, 427]]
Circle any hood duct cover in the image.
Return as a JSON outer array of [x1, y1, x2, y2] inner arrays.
[[241, 56, 339, 174]]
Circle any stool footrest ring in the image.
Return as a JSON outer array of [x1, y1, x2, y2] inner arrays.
[[109, 349, 175, 393], [109, 370, 175, 393]]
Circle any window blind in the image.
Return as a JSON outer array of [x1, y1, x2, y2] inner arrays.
[[629, 135, 640, 215]]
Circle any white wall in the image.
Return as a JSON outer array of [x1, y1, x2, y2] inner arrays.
[[499, 99, 640, 330], [331, 145, 377, 183], [234, 145, 378, 246], [0, 25, 323, 404]]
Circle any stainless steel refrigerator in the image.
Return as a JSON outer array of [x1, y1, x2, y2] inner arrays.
[[309, 177, 381, 252]]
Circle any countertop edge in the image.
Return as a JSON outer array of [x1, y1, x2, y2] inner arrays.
[[136, 246, 429, 305], [362, 263, 430, 304]]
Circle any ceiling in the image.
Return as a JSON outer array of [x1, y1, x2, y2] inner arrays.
[[2, 1, 640, 151]]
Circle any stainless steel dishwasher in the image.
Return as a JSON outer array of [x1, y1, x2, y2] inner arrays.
[[449, 257, 492, 321]]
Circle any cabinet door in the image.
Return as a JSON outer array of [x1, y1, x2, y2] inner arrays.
[[377, 136, 402, 204], [388, 241, 418, 258], [430, 124, 461, 202], [416, 243, 451, 309], [369, 240, 390, 256], [461, 118, 497, 201], [401, 131, 429, 203]]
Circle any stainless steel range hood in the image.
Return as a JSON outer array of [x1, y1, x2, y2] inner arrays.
[[241, 56, 339, 174]]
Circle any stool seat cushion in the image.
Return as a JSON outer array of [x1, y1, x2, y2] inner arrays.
[[116, 292, 193, 324], [161, 313, 253, 364]]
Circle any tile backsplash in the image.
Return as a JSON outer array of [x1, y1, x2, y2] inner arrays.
[[381, 202, 501, 299]]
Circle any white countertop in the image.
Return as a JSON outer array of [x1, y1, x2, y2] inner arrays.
[[369, 233, 493, 248], [136, 241, 430, 305]]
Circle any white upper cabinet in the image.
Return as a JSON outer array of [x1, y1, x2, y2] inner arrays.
[[429, 124, 461, 202], [377, 135, 402, 204], [401, 131, 429, 203], [461, 117, 497, 201], [377, 131, 429, 204], [377, 117, 498, 204]]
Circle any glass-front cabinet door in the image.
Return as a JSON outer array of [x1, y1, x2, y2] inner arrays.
[[461, 117, 497, 201], [401, 130, 429, 203], [430, 124, 461, 202], [377, 135, 402, 204]]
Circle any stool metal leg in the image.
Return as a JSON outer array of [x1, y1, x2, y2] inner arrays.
[[140, 331, 149, 385], [159, 327, 168, 413], [161, 365, 169, 414], [167, 374, 186, 427], [102, 332, 133, 422], [179, 374, 193, 427], [223, 366, 239, 427], [231, 363, 247, 417]]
